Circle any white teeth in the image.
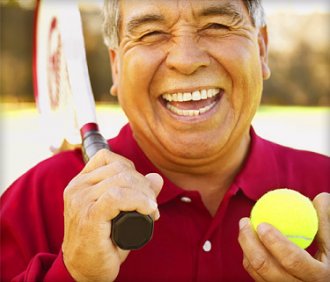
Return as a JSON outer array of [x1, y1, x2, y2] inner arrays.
[[192, 90, 200, 101], [162, 88, 220, 102], [208, 88, 219, 98], [162, 88, 221, 116], [183, 92, 191, 101], [201, 89, 207, 99], [166, 101, 217, 116]]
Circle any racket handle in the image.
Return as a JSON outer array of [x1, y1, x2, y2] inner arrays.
[[111, 211, 154, 250], [81, 129, 109, 163], [81, 128, 154, 250]]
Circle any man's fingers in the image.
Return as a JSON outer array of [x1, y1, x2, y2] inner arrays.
[[90, 186, 159, 222], [145, 173, 163, 197], [78, 161, 135, 186], [313, 193, 330, 281], [89, 172, 163, 221], [81, 149, 135, 174], [255, 192, 330, 282], [256, 222, 324, 281], [242, 255, 267, 282], [66, 149, 164, 238], [238, 218, 279, 278], [313, 192, 330, 256], [85, 171, 162, 205], [238, 217, 299, 282]]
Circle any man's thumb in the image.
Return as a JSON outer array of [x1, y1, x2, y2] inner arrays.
[[145, 173, 163, 197]]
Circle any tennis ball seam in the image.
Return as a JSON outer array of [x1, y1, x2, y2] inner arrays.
[[285, 234, 313, 241]]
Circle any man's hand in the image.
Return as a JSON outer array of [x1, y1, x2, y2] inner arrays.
[[62, 149, 163, 282], [238, 192, 330, 282]]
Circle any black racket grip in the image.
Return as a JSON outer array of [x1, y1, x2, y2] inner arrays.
[[112, 211, 153, 250], [81, 130, 154, 250]]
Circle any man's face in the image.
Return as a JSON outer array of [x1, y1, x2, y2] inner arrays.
[[109, 0, 270, 165]]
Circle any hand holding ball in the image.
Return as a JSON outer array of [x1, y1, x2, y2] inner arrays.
[[250, 189, 318, 249]]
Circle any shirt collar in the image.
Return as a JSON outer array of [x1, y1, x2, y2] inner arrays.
[[110, 124, 278, 205], [234, 127, 282, 201]]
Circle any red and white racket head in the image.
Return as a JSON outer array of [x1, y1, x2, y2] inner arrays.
[[33, 0, 81, 152]]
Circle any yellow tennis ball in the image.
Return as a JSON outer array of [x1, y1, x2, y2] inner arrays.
[[250, 188, 318, 249]]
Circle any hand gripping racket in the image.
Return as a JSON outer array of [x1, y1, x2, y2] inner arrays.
[[33, 0, 153, 250]]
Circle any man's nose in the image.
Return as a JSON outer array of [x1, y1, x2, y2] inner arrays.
[[165, 36, 211, 75]]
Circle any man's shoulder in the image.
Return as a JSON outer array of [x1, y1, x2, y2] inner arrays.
[[242, 133, 329, 199], [264, 138, 329, 169], [31, 149, 84, 183], [259, 137, 329, 192]]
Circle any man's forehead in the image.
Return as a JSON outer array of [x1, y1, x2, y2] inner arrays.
[[120, 0, 246, 17], [119, 0, 248, 27]]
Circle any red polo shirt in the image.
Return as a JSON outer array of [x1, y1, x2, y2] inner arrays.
[[1, 124, 329, 282]]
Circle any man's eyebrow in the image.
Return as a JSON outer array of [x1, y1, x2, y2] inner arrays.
[[198, 3, 243, 22], [126, 14, 165, 34], [125, 4, 244, 34]]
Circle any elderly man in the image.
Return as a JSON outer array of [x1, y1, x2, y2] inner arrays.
[[1, 0, 329, 281]]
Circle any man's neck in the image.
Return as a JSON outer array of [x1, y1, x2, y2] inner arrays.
[[157, 133, 251, 216]]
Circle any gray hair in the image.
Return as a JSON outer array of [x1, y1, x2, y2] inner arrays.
[[103, 0, 266, 49], [244, 0, 266, 28]]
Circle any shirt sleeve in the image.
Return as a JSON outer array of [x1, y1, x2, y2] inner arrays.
[[8, 252, 75, 282], [0, 153, 81, 282], [1, 198, 74, 282]]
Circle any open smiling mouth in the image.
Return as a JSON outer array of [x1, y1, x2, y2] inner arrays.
[[161, 88, 222, 117]]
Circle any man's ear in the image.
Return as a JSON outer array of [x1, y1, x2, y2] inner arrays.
[[258, 26, 271, 80], [109, 49, 119, 96]]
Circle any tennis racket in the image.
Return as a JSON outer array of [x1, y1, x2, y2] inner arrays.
[[33, 0, 153, 250]]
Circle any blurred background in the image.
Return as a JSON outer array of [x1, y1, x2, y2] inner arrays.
[[0, 0, 329, 191]]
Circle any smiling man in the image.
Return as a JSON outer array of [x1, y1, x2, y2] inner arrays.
[[107, 0, 271, 216], [1, 1, 329, 282]]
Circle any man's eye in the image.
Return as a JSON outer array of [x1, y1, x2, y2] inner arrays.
[[206, 23, 228, 30], [140, 31, 166, 41]]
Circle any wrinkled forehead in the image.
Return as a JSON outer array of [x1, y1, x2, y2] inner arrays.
[[118, 0, 250, 31]]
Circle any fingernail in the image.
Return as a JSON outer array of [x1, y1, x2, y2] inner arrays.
[[257, 223, 269, 235], [239, 218, 249, 229]]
